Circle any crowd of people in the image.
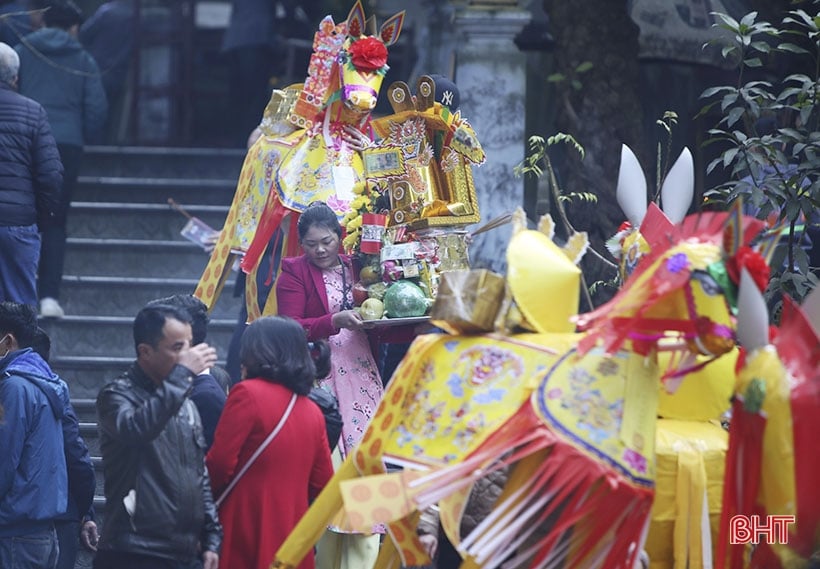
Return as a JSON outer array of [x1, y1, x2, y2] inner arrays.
[[0, 202, 433, 569], [0, 0, 122, 318], [0, 216, 428, 569], [0, 3, 434, 568]]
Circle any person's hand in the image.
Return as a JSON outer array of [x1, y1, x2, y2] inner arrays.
[[178, 343, 218, 376], [418, 533, 438, 560], [332, 309, 372, 331], [80, 520, 99, 551], [341, 125, 373, 152], [202, 550, 219, 569]]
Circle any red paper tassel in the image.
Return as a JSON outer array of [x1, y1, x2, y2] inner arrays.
[[241, 195, 291, 273], [717, 399, 767, 569]]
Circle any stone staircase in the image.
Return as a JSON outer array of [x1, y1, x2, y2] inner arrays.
[[38, 145, 245, 567]]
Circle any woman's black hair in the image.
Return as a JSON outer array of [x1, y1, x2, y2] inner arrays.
[[297, 201, 342, 240], [240, 316, 331, 394]]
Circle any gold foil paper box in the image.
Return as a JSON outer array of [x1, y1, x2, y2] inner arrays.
[[430, 269, 506, 334], [368, 76, 485, 230], [417, 231, 470, 273]]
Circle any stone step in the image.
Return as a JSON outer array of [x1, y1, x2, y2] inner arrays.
[[58, 146, 247, 569], [60, 275, 242, 320], [82, 146, 245, 179], [72, 398, 98, 423], [39, 315, 236, 360], [63, 238, 225, 278], [55, 357, 132, 399], [67, 202, 229, 240], [75, 176, 237, 205]]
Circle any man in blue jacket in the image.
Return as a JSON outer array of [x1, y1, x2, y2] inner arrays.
[[15, 0, 107, 318], [0, 42, 63, 306], [25, 326, 96, 569], [0, 302, 68, 569]]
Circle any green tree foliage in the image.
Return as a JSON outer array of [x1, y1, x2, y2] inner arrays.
[[700, 8, 820, 313], [516, 113, 686, 307], [515, 133, 617, 309]]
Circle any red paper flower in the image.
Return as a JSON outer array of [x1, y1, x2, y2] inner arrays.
[[726, 246, 770, 292], [348, 37, 388, 72]]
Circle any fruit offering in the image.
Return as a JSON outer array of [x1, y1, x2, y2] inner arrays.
[[360, 298, 385, 320], [383, 280, 430, 318]]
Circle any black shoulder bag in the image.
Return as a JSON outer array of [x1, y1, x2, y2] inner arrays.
[[308, 387, 343, 452]]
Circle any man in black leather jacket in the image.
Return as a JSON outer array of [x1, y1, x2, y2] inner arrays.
[[94, 304, 222, 569]]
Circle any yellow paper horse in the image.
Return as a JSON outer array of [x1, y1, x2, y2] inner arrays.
[[194, 0, 404, 318], [613, 145, 748, 569], [272, 207, 771, 569]]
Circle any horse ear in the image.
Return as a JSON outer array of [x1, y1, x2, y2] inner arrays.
[[538, 213, 556, 240], [722, 199, 744, 256], [346, 0, 366, 38], [736, 268, 770, 351], [415, 75, 435, 111], [380, 11, 405, 46], [387, 81, 414, 113], [660, 147, 694, 224], [616, 144, 648, 226]]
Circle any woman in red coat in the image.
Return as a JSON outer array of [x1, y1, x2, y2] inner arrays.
[[206, 316, 333, 569]]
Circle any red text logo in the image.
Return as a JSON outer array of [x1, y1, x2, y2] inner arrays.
[[730, 515, 795, 545]]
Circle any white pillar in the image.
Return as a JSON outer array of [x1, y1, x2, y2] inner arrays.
[[454, 3, 530, 273]]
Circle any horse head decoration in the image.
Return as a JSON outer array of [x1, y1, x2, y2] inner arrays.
[[273, 190, 774, 568], [195, 0, 404, 318], [607, 144, 694, 282], [606, 145, 741, 568]]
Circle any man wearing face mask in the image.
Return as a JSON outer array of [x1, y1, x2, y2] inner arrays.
[[0, 302, 67, 569], [94, 304, 222, 569]]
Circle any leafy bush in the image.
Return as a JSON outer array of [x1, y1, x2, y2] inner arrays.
[[701, 9, 820, 315]]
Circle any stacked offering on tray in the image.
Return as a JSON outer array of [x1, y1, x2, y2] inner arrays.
[[350, 227, 472, 321], [340, 75, 485, 321]]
